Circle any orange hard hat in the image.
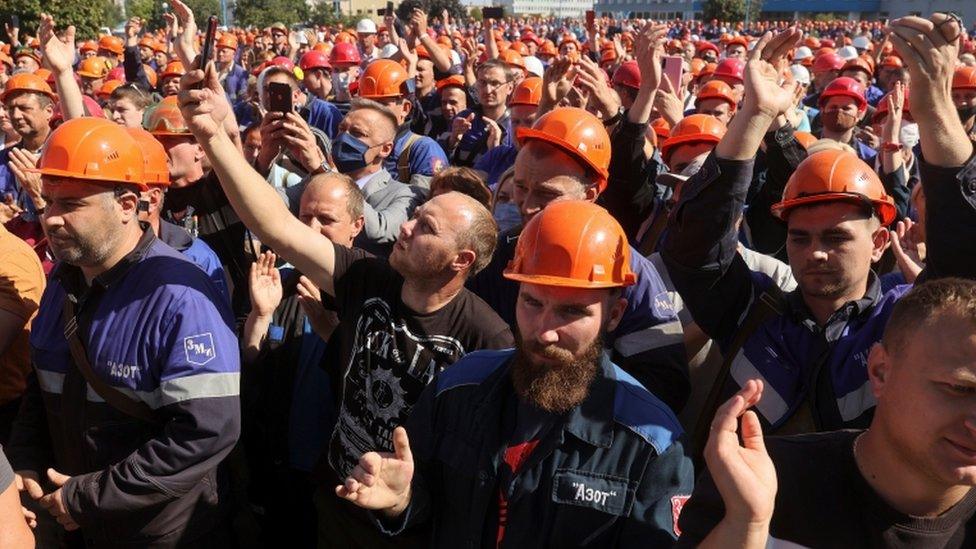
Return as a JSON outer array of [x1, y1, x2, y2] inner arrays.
[[77, 56, 112, 79], [841, 57, 873, 77], [36, 117, 147, 189], [143, 64, 158, 88], [650, 117, 671, 143], [695, 80, 737, 111], [953, 66, 976, 90], [146, 96, 191, 136], [1, 72, 56, 103], [504, 200, 636, 289], [357, 59, 410, 99], [509, 41, 529, 56], [98, 35, 125, 56], [538, 41, 557, 57], [793, 131, 818, 149], [699, 62, 717, 79], [79, 40, 99, 54], [138, 36, 156, 50], [126, 127, 170, 186], [217, 33, 239, 51], [879, 55, 903, 69], [771, 149, 896, 225], [161, 60, 186, 79], [498, 48, 526, 72], [689, 58, 707, 77], [97, 79, 124, 99], [660, 114, 727, 165], [509, 76, 542, 107], [726, 36, 749, 48], [515, 107, 611, 191], [435, 74, 466, 92]]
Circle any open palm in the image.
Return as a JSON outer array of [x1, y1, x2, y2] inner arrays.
[[742, 29, 802, 118], [336, 426, 414, 515]]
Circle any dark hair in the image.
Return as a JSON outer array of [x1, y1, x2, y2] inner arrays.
[[478, 58, 514, 83], [883, 278, 976, 355], [430, 167, 492, 209]]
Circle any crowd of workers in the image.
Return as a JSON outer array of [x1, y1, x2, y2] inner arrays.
[[0, 3, 975, 548]]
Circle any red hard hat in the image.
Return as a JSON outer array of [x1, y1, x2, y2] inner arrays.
[[270, 56, 295, 71], [818, 76, 867, 110], [504, 200, 636, 288], [872, 87, 912, 122], [713, 58, 745, 83], [812, 52, 845, 74], [330, 42, 362, 66], [953, 66, 976, 90], [611, 60, 641, 90], [300, 50, 332, 71], [660, 114, 727, 165], [771, 149, 896, 225]]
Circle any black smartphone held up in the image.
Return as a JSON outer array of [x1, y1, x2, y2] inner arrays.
[[387, 1, 395, 16], [198, 15, 219, 71], [482, 6, 504, 20], [10, 15, 20, 28], [268, 82, 293, 113]]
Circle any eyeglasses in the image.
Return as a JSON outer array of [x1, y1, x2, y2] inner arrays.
[[478, 78, 512, 91]]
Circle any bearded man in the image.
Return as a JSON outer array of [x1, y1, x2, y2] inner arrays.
[[336, 201, 694, 547]]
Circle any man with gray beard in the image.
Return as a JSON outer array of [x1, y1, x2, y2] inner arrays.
[[337, 200, 694, 547]]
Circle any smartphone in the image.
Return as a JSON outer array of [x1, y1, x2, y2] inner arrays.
[[10, 15, 19, 28], [483, 7, 504, 20], [268, 81, 293, 113], [662, 55, 684, 96], [198, 15, 218, 71], [377, 8, 386, 16], [586, 10, 595, 31], [387, 1, 394, 15]]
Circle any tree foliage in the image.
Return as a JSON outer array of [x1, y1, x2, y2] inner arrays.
[[1, 0, 118, 40], [394, 0, 468, 22], [125, 0, 220, 31], [702, 0, 762, 23], [234, 0, 310, 28]]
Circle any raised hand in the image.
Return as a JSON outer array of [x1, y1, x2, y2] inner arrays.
[[741, 29, 802, 118], [540, 57, 576, 112], [170, 0, 199, 67], [634, 23, 667, 94], [704, 380, 777, 529], [890, 217, 926, 283], [881, 81, 905, 144], [576, 55, 621, 120], [177, 62, 230, 143], [38, 14, 75, 74], [124, 17, 142, 47], [336, 426, 415, 517], [7, 148, 42, 207], [296, 275, 339, 341], [249, 251, 282, 318]]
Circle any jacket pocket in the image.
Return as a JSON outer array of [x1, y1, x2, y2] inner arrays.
[[547, 469, 635, 547]]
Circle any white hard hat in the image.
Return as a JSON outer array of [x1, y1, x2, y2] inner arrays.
[[794, 46, 813, 61], [523, 56, 544, 78], [837, 45, 858, 60], [380, 44, 399, 58], [356, 19, 377, 34], [790, 64, 811, 86], [852, 36, 871, 50]]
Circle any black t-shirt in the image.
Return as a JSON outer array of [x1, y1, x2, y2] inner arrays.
[[676, 430, 976, 548], [327, 243, 514, 478]]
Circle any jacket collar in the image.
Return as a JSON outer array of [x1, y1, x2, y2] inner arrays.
[[55, 224, 156, 301], [787, 271, 882, 334], [360, 168, 393, 195]]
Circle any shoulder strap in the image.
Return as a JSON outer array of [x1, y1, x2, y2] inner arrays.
[[397, 133, 422, 182], [690, 284, 785, 467], [62, 298, 160, 425]]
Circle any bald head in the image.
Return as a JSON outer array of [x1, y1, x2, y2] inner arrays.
[[434, 191, 499, 277], [299, 172, 366, 246]]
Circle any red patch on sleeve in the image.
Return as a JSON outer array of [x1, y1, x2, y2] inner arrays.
[[671, 495, 690, 536]]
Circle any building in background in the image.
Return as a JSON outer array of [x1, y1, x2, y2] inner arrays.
[[500, 0, 595, 18]]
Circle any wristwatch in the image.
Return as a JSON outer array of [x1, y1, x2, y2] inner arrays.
[[603, 107, 625, 127]]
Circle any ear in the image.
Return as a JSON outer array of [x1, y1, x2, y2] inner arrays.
[[379, 139, 395, 158], [866, 342, 891, 399], [870, 222, 890, 262], [583, 183, 600, 202], [350, 215, 365, 238], [117, 191, 141, 221], [451, 248, 476, 273], [400, 99, 412, 117], [193, 143, 206, 162], [605, 296, 628, 333]]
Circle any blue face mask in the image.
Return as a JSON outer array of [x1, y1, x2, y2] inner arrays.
[[332, 132, 372, 174], [492, 202, 522, 233]]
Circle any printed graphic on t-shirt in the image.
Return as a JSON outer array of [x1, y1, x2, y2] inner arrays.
[[329, 297, 466, 477]]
